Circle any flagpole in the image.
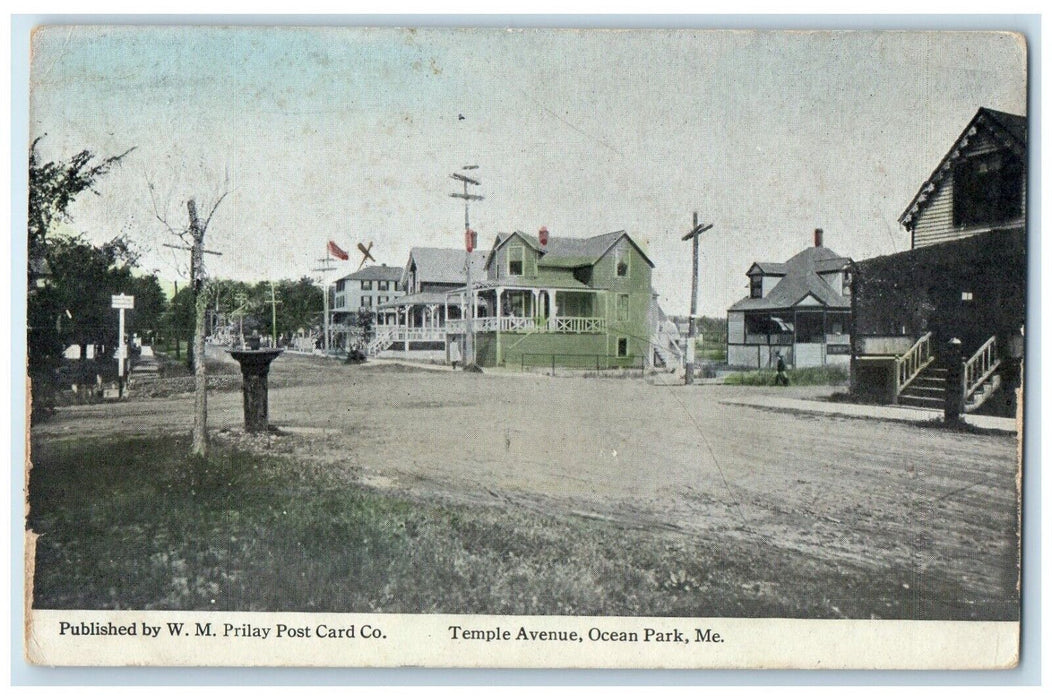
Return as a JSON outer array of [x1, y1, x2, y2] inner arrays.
[[324, 248, 331, 353], [313, 245, 339, 354]]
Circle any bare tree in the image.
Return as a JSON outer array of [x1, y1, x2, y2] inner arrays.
[[151, 185, 228, 457]]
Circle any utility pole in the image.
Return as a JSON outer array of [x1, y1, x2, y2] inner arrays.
[[312, 249, 337, 353], [450, 166, 483, 369], [267, 281, 282, 347], [233, 292, 249, 348], [681, 212, 713, 385]]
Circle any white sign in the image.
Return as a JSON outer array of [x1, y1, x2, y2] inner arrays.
[[111, 294, 135, 309]]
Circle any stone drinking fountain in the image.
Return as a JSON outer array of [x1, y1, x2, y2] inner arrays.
[[226, 335, 283, 433]]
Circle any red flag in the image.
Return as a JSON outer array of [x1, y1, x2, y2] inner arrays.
[[328, 241, 349, 260]]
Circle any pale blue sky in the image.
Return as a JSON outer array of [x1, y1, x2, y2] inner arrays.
[[29, 26, 1027, 316]]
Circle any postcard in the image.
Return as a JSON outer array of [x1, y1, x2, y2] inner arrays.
[[23, 25, 1025, 669]]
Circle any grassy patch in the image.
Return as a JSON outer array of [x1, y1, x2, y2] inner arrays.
[[697, 342, 727, 363], [27, 435, 1010, 619], [724, 365, 849, 386]]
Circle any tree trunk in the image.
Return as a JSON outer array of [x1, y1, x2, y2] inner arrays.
[[188, 199, 208, 457]]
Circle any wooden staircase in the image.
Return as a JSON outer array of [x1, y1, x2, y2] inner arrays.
[[896, 335, 1003, 413], [898, 365, 949, 409]]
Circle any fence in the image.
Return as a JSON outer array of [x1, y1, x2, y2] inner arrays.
[[520, 352, 646, 376]]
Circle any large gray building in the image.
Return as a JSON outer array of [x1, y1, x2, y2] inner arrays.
[[332, 264, 404, 324]]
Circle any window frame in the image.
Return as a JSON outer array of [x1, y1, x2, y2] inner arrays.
[[952, 151, 1024, 228], [508, 245, 524, 277], [615, 248, 630, 278], [749, 275, 763, 299]]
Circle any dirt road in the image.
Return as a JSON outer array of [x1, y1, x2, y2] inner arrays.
[[33, 352, 1020, 618]]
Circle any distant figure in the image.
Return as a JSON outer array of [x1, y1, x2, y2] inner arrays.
[[775, 352, 790, 386], [450, 339, 462, 370]]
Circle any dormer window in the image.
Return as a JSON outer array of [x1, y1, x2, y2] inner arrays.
[[508, 245, 524, 276], [953, 152, 1023, 227], [749, 275, 763, 299], [615, 249, 629, 277]]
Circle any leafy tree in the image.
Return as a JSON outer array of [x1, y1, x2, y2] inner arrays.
[[27, 139, 135, 419], [267, 277, 323, 343], [162, 284, 197, 360], [696, 316, 728, 344], [28, 137, 133, 266], [354, 307, 375, 346]]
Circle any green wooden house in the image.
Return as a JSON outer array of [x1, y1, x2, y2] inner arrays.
[[447, 229, 656, 369]]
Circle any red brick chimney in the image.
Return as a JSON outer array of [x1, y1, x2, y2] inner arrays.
[[538, 226, 549, 248], [814, 228, 824, 248]]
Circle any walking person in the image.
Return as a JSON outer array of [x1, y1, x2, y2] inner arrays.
[[775, 351, 790, 386], [450, 337, 462, 370]]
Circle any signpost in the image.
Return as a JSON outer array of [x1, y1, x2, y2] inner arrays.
[[111, 293, 134, 394]]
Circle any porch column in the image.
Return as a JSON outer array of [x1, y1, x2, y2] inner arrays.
[[496, 287, 503, 365], [548, 290, 558, 331], [402, 307, 409, 351]]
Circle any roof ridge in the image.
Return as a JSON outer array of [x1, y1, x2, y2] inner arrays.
[[900, 107, 1027, 227]]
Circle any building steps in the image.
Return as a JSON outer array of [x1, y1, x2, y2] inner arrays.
[[897, 364, 1002, 412]]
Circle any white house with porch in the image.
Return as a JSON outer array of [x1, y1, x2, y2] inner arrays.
[[726, 229, 853, 369], [370, 247, 487, 360]]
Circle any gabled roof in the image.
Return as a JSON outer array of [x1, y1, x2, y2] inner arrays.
[[900, 107, 1027, 228], [400, 247, 487, 287], [729, 245, 852, 312], [747, 262, 788, 276], [486, 229, 655, 270], [338, 264, 403, 282]]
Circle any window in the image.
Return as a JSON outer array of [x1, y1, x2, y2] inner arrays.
[[377, 296, 387, 305], [827, 312, 850, 336], [961, 291, 974, 302], [615, 249, 629, 277], [616, 338, 629, 357], [749, 275, 763, 299], [508, 246, 524, 276], [617, 294, 629, 321], [361, 296, 372, 308], [953, 152, 1024, 227], [842, 271, 852, 296], [795, 312, 825, 344], [362, 280, 373, 291], [378, 280, 389, 291], [336, 279, 346, 292]]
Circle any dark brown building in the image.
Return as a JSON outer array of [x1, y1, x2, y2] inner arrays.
[[852, 108, 1026, 414]]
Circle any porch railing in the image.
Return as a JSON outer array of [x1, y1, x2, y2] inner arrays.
[[554, 317, 605, 333], [964, 335, 1001, 402], [449, 316, 607, 334], [394, 328, 446, 342], [368, 327, 446, 355], [895, 331, 934, 396], [366, 328, 396, 355]]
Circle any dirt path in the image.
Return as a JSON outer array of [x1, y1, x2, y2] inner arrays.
[[33, 353, 1020, 615]]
